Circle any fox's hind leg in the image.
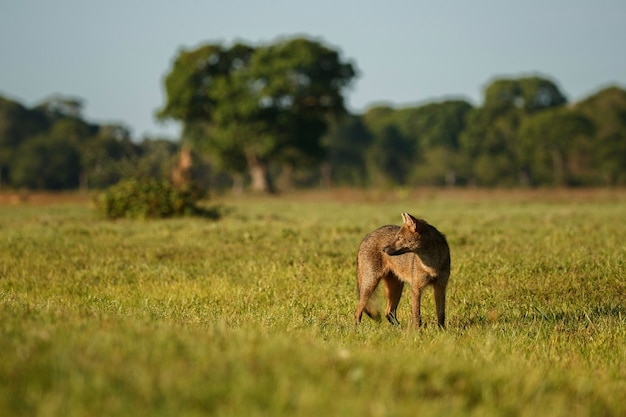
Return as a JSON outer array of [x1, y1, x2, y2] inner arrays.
[[383, 273, 403, 325]]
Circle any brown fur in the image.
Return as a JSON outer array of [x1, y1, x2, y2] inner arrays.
[[354, 213, 450, 329]]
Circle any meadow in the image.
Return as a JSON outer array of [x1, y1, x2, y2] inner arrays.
[[1, 189, 625, 417]]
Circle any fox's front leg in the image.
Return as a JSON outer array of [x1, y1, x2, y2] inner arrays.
[[383, 274, 403, 325], [410, 285, 423, 329]]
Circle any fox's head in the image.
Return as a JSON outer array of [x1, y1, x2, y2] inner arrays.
[[382, 213, 426, 256]]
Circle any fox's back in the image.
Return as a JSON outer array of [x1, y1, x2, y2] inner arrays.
[[358, 225, 399, 263]]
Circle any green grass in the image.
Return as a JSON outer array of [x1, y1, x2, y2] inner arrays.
[[1, 190, 625, 416]]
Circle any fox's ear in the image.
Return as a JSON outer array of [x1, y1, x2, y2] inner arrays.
[[401, 213, 418, 231]]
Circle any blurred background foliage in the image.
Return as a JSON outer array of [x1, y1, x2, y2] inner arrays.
[[1, 36, 625, 193]]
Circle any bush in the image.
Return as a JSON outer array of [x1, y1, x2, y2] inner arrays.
[[95, 178, 207, 219]]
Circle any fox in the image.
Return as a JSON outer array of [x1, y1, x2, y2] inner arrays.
[[354, 213, 450, 329]]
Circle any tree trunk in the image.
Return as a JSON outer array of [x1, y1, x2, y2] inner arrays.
[[247, 153, 271, 193], [172, 145, 193, 189]]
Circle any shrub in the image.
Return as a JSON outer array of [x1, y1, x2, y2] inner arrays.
[[95, 178, 207, 219]]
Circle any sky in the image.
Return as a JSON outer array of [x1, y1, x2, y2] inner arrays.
[[1, 0, 625, 139]]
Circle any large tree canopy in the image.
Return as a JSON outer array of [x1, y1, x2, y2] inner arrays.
[[158, 37, 357, 192]]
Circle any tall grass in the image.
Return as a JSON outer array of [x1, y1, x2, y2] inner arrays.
[[1, 190, 625, 416]]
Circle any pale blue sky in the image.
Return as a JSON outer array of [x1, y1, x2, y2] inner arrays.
[[1, 0, 625, 139]]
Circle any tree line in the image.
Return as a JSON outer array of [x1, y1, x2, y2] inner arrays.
[[349, 80, 626, 187], [0, 95, 192, 191], [1, 36, 625, 192]]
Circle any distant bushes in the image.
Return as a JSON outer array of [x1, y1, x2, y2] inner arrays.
[[95, 178, 211, 219]]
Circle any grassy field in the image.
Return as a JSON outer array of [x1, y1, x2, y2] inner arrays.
[[1, 189, 625, 417]]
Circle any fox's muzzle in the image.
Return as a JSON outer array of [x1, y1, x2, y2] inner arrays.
[[382, 246, 409, 256]]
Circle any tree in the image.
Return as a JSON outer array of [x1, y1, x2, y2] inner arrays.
[[157, 43, 255, 124], [361, 106, 415, 185], [366, 125, 414, 186], [484, 77, 567, 113], [519, 109, 595, 185], [43, 116, 97, 189], [0, 96, 49, 187], [80, 124, 138, 189], [460, 107, 524, 186], [396, 100, 473, 185], [11, 135, 81, 190], [158, 37, 357, 192], [134, 138, 179, 180], [394, 100, 473, 150], [360, 100, 472, 186], [411, 146, 466, 186], [36, 95, 85, 119], [323, 115, 372, 186], [460, 76, 568, 186], [0, 95, 93, 190], [575, 86, 626, 185]]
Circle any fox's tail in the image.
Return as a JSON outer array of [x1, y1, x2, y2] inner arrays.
[[356, 261, 382, 322], [363, 301, 381, 321]]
